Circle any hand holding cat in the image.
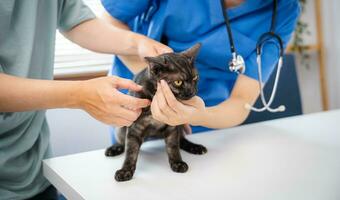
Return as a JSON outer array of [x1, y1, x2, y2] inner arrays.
[[78, 76, 150, 127], [151, 80, 205, 126], [136, 35, 173, 60]]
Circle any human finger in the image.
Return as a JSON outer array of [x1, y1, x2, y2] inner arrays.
[[160, 80, 182, 111], [112, 106, 141, 122], [116, 92, 150, 109], [111, 117, 134, 127], [112, 76, 143, 91], [151, 96, 169, 123], [155, 83, 177, 116], [155, 43, 173, 54]]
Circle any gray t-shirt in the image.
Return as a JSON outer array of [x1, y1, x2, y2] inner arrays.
[[0, 0, 95, 199]]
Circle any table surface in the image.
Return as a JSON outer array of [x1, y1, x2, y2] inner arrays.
[[43, 110, 340, 200]]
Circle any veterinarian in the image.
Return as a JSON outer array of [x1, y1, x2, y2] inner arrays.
[[0, 1, 171, 199], [101, 0, 300, 140]]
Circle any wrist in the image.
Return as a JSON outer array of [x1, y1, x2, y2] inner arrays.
[[118, 55, 147, 74], [126, 32, 144, 56], [190, 108, 209, 126], [64, 81, 85, 109]]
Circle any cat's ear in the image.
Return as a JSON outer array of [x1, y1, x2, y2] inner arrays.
[[180, 43, 202, 61], [145, 56, 166, 76]]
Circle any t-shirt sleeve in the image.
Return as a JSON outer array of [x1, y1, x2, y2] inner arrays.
[[243, 0, 301, 82], [101, 0, 151, 23], [57, 0, 96, 32]]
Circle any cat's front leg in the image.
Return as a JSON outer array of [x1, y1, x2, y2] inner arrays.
[[180, 136, 208, 155], [178, 125, 208, 155], [115, 129, 143, 182], [164, 128, 188, 173], [105, 127, 126, 157]]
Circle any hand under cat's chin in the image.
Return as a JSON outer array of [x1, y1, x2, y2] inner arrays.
[[150, 81, 206, 127], [180, 96, 207, 126]]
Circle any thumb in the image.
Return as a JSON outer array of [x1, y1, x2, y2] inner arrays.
[[112, 76, 143, 92], [116, 92, 151, 109]]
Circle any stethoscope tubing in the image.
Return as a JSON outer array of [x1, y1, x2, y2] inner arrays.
[[220, 0, 286, 113]]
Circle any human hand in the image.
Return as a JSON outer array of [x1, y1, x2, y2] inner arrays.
[[77, 76, 150, 127], [118, 35, 173, 74], [134, 35, 173, 61], [150, 80, 205, 126]]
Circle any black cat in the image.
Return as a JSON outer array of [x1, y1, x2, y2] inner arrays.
[[105, 43, 207, 182]]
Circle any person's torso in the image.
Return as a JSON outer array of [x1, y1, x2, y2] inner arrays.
[[110, 0, 281, 132], [112, 0, 277, 102], [0, 1, 59, 199]]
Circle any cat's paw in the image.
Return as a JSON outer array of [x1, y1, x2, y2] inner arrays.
[[170, 161, 188, 173], [181, 142, 208, 155], [115, 169, 134, 182], [105, 144, 124, 157]]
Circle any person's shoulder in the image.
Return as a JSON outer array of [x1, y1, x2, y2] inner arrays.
[[280, 0, 299, 4], [275, 0, 301, 20], [279, 0, 301, 10], [101, 0, 151, 23], [248, 0, 300, 16]]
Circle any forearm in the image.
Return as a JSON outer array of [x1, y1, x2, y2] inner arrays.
[[63, 18, 143, 56], [0, 73, 80, 112], [200, 97, 252, 129], [101, 12, 147, 74], [196, 74, 260, 129]]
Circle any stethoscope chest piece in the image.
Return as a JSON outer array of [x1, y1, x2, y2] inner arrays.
[[229, 53, 245, 74]]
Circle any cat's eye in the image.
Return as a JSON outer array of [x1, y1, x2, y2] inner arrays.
[[174, 80, 183, 86], [193, 75, 198, 81]]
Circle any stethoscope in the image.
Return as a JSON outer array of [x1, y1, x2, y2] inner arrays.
[[220, 0, 286, 113]]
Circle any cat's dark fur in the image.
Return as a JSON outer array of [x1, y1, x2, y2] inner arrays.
[[105, 43, 207, 182]]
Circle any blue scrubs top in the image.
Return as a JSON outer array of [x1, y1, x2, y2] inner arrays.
[[102, 0, 300, 136]]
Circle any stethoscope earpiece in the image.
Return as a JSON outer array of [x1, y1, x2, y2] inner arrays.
[[277, 105, 286, 112]]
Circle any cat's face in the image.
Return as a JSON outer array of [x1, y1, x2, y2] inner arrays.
[[145, 43, 201, 100]]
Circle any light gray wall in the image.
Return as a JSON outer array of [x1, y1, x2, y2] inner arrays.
[[46, 109, 111, 157]]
